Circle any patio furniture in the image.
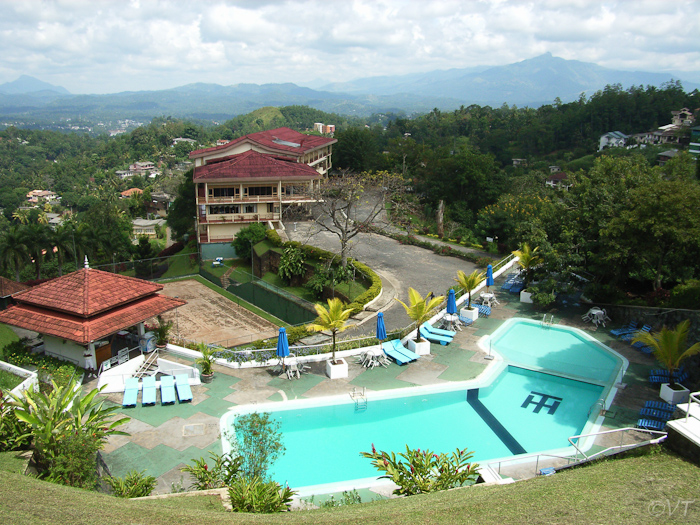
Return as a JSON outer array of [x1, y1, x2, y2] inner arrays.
[[610, 321, 638, 337], [122, 377, 140, 408], [636, 418, 666, 431], [638, 408, 674, 421], [458, 314, 474, 327], [419, 326, 452, 345], [480, 292, 500, 307], [286, 362, 301, 380], [141, 375, 157, 406], [620, 324, 651, 342], [175, 374, 193, 403], [477, 304, 491, 317], [422, 322, 457, 338], [644, 401, 676, 412], [382, 339, 418, 365], [160, 375, 176, 404]]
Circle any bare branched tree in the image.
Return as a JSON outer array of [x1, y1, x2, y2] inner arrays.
[[310, 170, 406, 267]]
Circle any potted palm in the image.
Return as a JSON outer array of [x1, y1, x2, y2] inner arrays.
[[633, 320, 700, 405], [396, 288, 444, 355], [154, 315, 173, 349], [512, 243, 543, 303], [455, 270, 486, 322], [195, 343, 216, 383], [307, 297, 353, 379]]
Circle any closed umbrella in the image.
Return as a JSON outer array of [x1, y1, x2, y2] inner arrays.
[[486, 264, 494, 291], [276, 327, 290, 369], [447, 289, 458, 315], [376, 312, 387, 341]]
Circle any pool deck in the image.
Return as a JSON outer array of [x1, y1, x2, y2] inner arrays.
[[93, 284, 664, 495]]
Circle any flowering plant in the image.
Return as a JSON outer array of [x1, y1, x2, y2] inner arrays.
[[360, 444, 479, 496]]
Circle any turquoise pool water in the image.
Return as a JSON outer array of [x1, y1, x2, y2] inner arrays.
[[226, 366, 604, 488], [487, 318, 620, 383]]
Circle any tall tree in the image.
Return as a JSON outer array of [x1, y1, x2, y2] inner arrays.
[[0, 226, 29, 281]]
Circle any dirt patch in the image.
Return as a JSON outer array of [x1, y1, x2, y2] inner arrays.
[[157, 279, 279, 347]]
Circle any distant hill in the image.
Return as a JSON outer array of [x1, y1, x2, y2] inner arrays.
[[0, 75, 71, 95], [0, 56, 697, 123], [319, 53, 700, 106]]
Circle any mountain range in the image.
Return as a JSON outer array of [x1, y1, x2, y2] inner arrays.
[[1, 54, 697, 122]]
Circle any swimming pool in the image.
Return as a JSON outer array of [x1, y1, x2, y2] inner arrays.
[[484, 318, 623, 383], [221, 318, 626, 491]]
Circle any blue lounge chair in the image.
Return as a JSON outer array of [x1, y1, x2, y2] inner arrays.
[[458, 315, 474, 327], [478, 305, 491, 317], [644, 401, 676, 412], [609, 321, 638, 337], [510, 282, 525, 294], [141, 375, 157, 406], [160, 375, 176, 405], [175, 374, 193, 403], [620, 324, 651, 342], [637, 418, 666, 431], [387, 339, 419, 362], [649, 372, 687, 385], [421, 322, 457, 338], [419, 326, 452, 346], [382, 340, 415, 365], [638, 408, 674, 421], [122, 377, 139, 408]]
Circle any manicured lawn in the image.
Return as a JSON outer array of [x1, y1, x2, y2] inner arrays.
[[261, 272, 316, 303], [160, 243, 199, 279], [0, 447, 699, 523], [0, 323, 20, 354], [0, 368, 24, 391]]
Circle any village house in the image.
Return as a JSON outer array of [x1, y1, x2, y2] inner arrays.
[[26, 189, 59, 204]]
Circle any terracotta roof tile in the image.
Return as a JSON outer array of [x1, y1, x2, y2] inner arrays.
[[190, 127, 336, 159], [0, 277, 31, 298], [193, 150, 322, 182], [12, 269, 164, 317], [0, 295, 186, 345]]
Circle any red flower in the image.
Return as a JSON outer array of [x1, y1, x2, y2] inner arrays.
[[371, 443, 376, 454], [383, 459, 388, 467], [203, 464, 208, 471]]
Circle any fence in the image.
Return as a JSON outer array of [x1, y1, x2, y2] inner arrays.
[[93, 252, 200, 281]]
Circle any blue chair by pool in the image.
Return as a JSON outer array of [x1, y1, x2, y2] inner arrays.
[[620, 324, 651, 342], [122, 377, 140, 408], [610, 321, 638, 337], [649, 371, 687, 385], [160, 375, 176, 405], [478, 305, 491, 317], [637, 418, 666, 431], [639, 408, 674, 421], [175, 374, 193, 403], [509, 281, 525, 294], [141, 375, 157, 406], [421, 322, 457, 338], [419, 326, 452, 346], [645, 401, 676, 412], [382, 339, 417, 365], [458, 315, 474, 327]]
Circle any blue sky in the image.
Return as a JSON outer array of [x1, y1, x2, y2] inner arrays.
[[1, 0, 698, 94]]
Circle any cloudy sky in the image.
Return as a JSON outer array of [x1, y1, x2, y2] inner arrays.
[[1, 0, 698, 94]]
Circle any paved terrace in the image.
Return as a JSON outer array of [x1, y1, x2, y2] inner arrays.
[[92, 281, 666, 496]]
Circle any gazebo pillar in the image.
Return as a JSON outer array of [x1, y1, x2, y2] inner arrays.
[[137, 322, 145, 337]]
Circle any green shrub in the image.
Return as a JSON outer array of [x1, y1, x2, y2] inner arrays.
[[180, 452, 242, 490], [0, 391, 32, 452], [266, 229, 283, 246], [227, 476, 295, 513], [317, 489, 364, 508], [361, 444, 479, 496], [229, 412, 285, 480], [2, 341, 83, 389], [104, 470, 157, 498], [670, 280, 700, 309], [45, 429, 101, 490]]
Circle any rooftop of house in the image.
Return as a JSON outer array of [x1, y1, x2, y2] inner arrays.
[[189, 127, 336, 159], [121, 188, 144, 197], [548, 172, 569, 181], [0, 276, 30, 298], [192, 149, 322, 183]]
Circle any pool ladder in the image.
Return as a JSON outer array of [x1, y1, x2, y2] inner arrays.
[[588, 398, 607, 417], [541, 314, 555, 328], [350, 387, 367, 411]]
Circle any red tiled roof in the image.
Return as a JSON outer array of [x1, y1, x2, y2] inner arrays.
[[193, 150, 322, 182], [189, 127, 336, 159], [0, 294, 185, 345], [121, 188, 143, 197], [0, 277, 30, 298], [12, 269, 164, 318]]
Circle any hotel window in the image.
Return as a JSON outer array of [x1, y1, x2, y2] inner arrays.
[[244, 204, 257, 214], [246, 186, 274, 196]]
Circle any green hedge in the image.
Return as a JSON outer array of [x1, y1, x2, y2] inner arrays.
[[1, 341, 83, 389]]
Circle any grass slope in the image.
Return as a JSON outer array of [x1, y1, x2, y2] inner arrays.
[[0, 448, 698, 524]]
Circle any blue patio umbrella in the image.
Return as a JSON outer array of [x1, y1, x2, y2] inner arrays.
[[486, 264, 494, 291], [276, 327, 290, 367], [376, 312, 387, 342], [447, 289, 458, 315]]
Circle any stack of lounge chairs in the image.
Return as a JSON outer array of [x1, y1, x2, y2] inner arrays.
[[477, 304, 491, 317], [648, 367, 687, 385], [501, 273, 521, 291], [620, 324, 651, 342], [636, 401, 676, 431], [419, 323, 455, 345], [609, 321, 638, 337], [382, 339, 419, 365]]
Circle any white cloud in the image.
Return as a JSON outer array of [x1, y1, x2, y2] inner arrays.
[[0, 0, 697, 93]]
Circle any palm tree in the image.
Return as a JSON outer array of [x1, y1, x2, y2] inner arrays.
[[22, 223, 51, 280], [12, 209, 30, 225], [307, 297, 353, 364], [512, 243, 542, 287], [455, 269, 486, 309], [396, 288, 444, 343], [632, 320, 700, 388], [0, 226, 30, 281], [50, 225, 76, 276]]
